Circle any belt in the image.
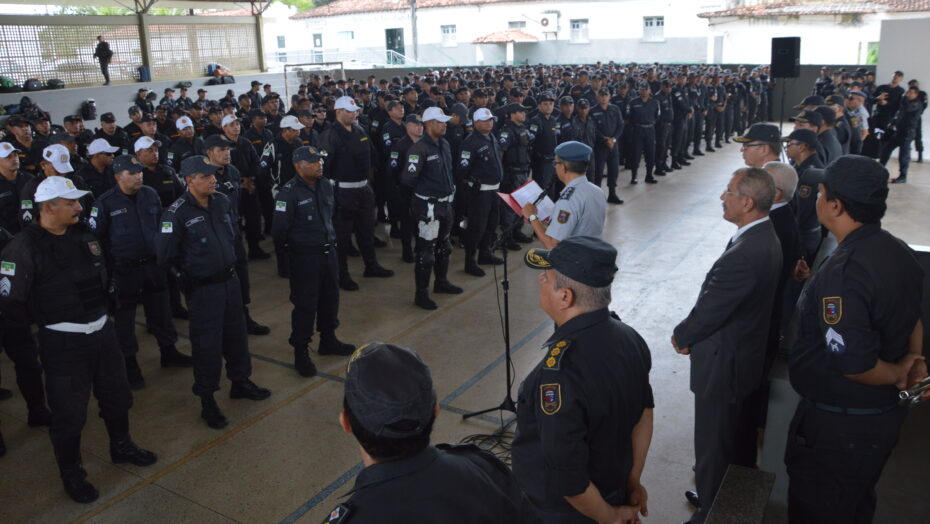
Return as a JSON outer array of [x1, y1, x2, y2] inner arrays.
[[289, 243, 332, 255], [45, 314, 108, 335], [479, 183, 500, 191], [189, 266, 236, 289], [337, 180, 368, 189], [415, 193, 454, 203], [114, 255, 156, 269], [805, 398, 900, 416], [635, 123, 655, 128]]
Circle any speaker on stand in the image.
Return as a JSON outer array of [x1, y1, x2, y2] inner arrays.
[[771, 37, 800, 134]]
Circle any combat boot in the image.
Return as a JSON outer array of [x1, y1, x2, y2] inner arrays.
[[160, 345, 193, 368], [319, 332, 356, 356], [200, 395, 228, 429], [293, 346, 317, 377], [56, 437, 98, 503], [106, 415, 157, 467]]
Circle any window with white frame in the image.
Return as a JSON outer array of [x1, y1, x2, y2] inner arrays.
[[277, 36, 286, 49], [441, 24, 457, 47], [643, 16, 664, 42], [337, 31, 355, 46], [570, 19, 589, 43], [508, 21, 526, 29]]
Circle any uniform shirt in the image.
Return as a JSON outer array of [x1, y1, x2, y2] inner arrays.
[[142, 163, 185, 209], [627, 97, 661, 126], [656, 92, 675, 123], [512, 308, 654, 512], [20, 173, 93, 226], [226, 135, 260, 180], [89, 185, 162, 262], [0, 171, 34, 234], [590, 103, 624, 146], [155, 191, 238, 279], [456, 131, 503, 186], [260, 133, 301, 189], [789, 156, 825, 236], [402, 134, 455, 198], [168, 136, 205, 173], [213, 164, 242, 224], [318, 123, 373, 184], [789, 224, 923, 409], [545, 175, 606, 241], [379, 119, 406, 157], [817, 128, 843, 165], [94, 128, 131, 155], [387, 135, 417, 185], [527, 113, 560, 161], [75, 163, 114, 198], [271, 175, 336, 247], [322, 444, 540, 524], [499, 121, 532, 171], [244, 126, 274, 156]]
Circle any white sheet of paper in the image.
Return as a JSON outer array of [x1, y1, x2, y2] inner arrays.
[[510, 180, 556, 222]]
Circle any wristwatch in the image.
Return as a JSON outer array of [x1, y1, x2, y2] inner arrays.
[[528, 214, 538, 222]]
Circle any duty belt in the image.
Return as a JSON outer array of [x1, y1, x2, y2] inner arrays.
[[337, 180, 368, 189], [415, 193, 454, 203], [114, 255, 156, 269], [804, 398, 900, 416], [289, 243, 332, 255], [189, 266, 236, 289], [45, 314, 108, 335], [479, 183, 500, 191], [635, 123, 655, 128]]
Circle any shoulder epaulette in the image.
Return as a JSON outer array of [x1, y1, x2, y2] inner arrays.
[[542, 339, 572, 371]]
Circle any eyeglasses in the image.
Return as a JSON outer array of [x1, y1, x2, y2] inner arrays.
[[786, 141, 803, 148], [740, 143, 768, 150], [552, 160, 565, 166]]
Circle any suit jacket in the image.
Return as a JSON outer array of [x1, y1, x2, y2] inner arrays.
[[674, 219, 782, 400]]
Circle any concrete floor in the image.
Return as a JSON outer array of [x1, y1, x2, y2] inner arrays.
[[1, 141, 927, 523]]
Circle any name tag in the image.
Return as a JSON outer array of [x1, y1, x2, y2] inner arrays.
[[185, 216, 204, 227], [110, 208, 127, 217]]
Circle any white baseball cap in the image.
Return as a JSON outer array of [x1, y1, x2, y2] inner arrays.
[[35, 175, 89, 202], [221, 114, 239, 127], [334, 96, 360, 112], [280, 115, 305, 131], [0, 142, 20, 159], [134, 135, 161, 153], [41, 144, 73, 173], [176, 116, 194, 130], [472, 108, 497, 122], [422, 107, 452, 123], [87, 138, 119, 156]]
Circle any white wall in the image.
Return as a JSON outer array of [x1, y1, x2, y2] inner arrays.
[[877, 17, 930, 85]]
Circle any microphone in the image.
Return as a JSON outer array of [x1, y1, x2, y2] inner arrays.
[[533, 179, 554, 205]]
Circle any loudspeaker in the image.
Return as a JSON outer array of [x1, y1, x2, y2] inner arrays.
[[771, 37, 800, 78]]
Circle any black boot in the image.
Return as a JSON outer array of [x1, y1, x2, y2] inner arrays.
[[512, 229, 533, 244], [692, 148, 704, 156], [0, 387, 10, 400], [645, 170, 658, 184], [56, 437, 99, 503], [705, 144, 716, 152], [293, 346, 317, 377], [106, 415, 157, 467], [464, 250, 485, 277], [607, 191, 624, 204], [172, 304, 189, 320], [230, 379, 271, 400], [244, 308, 270, 335], [671, 161, 683, 170], [401, 237, 414, 263], [160, 345, 194, 368], [477, 250, 504, 265], [319, 332, 356, 356], [200, 395, 228, 429], [248, 246, 271, 260], [415, 289, 437, 310], [339, 272, 360, 291], [918, 151, 923, 163], [630, 171, 639, 184], [363, 264, 394, 278], [414, 254, 435, 309], [124, 356, 145, 390], [433, 250, 463, 295]]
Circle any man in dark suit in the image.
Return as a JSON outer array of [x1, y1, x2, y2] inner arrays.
[[93, 36, 113, 86], [672, 167, 783, 524]]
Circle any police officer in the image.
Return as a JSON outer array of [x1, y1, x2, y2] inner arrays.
[[20, 144, 93, 227], [90, 155, 192, 390], [521, 142, 606, 249], [590, 88, 624, 203], [785, 155, 925, 523], [457, 107, 504, 277], [318, 96, 394, 291], [321, 342, 539, 524], [379, 100, 407, 235], [514, 236, 653, 523], [499, 102, 534, 247], [387, 114, 424, 263], [564, 98, 599, 183], [272, 146, 355, 379], [260, 114, 304, 277], [169, 116, 205, 173], [78, 138, 119, 197], [155, 156, 271, 430], [628, 82, 660, 184], [220, 114, 268, 260], [654, 80, 675, 176], [136, 136, 184, 209], [784, 129, 826, 263], [0, 176, 157, 502], [402, 107, 461, 310], [527, 92, 560, 201], [0, 142, 35, 234], [94, 112, 131, 154]]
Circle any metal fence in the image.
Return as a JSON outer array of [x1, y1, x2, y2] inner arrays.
[[0, 15, 259, 88]]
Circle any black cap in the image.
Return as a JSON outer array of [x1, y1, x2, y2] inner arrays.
[[404, 114, 422, 124], [538, 91, 556, 103], [558, 95, 574, 105], [207, 106, 222, 114], [510, 87, 524, 97], [100, 112, 116, 123], [827, 94, 846, 106], [596, 88, 610, 97], [248, 109, 267, 119], [345, 343, 436, 438], [823, 155, 889, 206], [524, 236, 618, 288], [576, 98, 590, 108], [5, 115, 32, 127], [735, 123, 781, 143], [164, 87, 175, 93], [473, 88, 488, 97], [292, 145, 326, 164], [112, 154, 144, 174], [139, 113, 156, 123], [63, 114, 83, 123], [501, 102, 528, 115], [449, 102, 468, 118], [790, 109, 824, 128], [793, 95, 825, 109], [296, 109, 313, 119], [203, 134, 232, 150], [813, 105, 836, 126], [784, 129, 819, 150], [251, 80, 262, 86], [50, 132, 75, 144], [180, 155, 220, 177], [197, 88, 207, 93]]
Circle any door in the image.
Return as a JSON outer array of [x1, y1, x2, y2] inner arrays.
[[385, 28, 404, 65], [312, 33, 323, 63]]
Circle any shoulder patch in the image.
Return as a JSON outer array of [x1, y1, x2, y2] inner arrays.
[[822, 296, 842, 325], [0, 261, 15, 276], [557, 210, 571, 224], [161, 221, 173, 233], [321, 503, 351, 524], [275, 200, 287, 212], [90, 206, 99, 218], [540, 383, 562, 415], [543, 339, 572, 371], [798, 185, 812, 198]]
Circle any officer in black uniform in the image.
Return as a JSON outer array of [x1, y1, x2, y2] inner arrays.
[[0, 176, 157, 503], [456, 107, 504, 277], [386, 114, 424, 263], [498, 102, 534, 247], [77, 138, 119, 197], [169, 116, 204, 173], [786, 156, 926, 524], [527, 92, 560, 201], [654, 80, 675, 175], [320, 342, 539, 524], [784, 129, 826, 263], [94, 112, 131, 154], [90, 154, 192, 390], [590, 88, 624, 203], [318, 96, 394, 291], [378, 100, 407, 236], [628, 82, 660, 184], [136, 136, 184, 209], [514, 236, 654, 523], [402, 107, 462, 310], [260, 115, 305, 277], [272, 146, 355, 379], [155, 156, 271, 430]]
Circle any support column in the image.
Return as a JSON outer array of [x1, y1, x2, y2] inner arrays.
[[255, 13, 266, 72], [409, 0, 418, 63], [137, 13, 153, 77]]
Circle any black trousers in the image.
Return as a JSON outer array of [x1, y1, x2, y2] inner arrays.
[[412, 198, 453, 290], [187, 277, 251, 396], [335, 185, 378, 274], [38, 322, 132, 449], [692, 395, 758, 524], [256, 176, 275, 235], [655, 122, 672, 167], [463, 189, 500, 256], [785, 401, 907, 524], [594, 144, 620, 188], [113, 262, 177, 356], [672, 119, 687, 160], [234, 236, 251, 306], [630, 126, 656, 177], [98, 59, 110, 83], [704, 110, 718, 145], [239, 188, 262, 252], [531, 159, 557, 199], [692, 112, 705, 150], [0, 317, 45, 411], [287, 248, 339, 349]]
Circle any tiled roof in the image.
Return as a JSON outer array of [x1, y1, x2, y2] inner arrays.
[[472, 29, 539, 43], [699, 0, 930, 18], [292, 0, 535, 19]]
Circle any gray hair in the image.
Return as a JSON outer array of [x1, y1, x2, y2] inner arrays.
[[554, 270, 611, 311], [733, 167, 776, 213], [762, 161, 799, 201]]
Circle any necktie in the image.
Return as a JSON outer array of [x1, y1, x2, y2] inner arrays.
[[725, 238, 734, 251]]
